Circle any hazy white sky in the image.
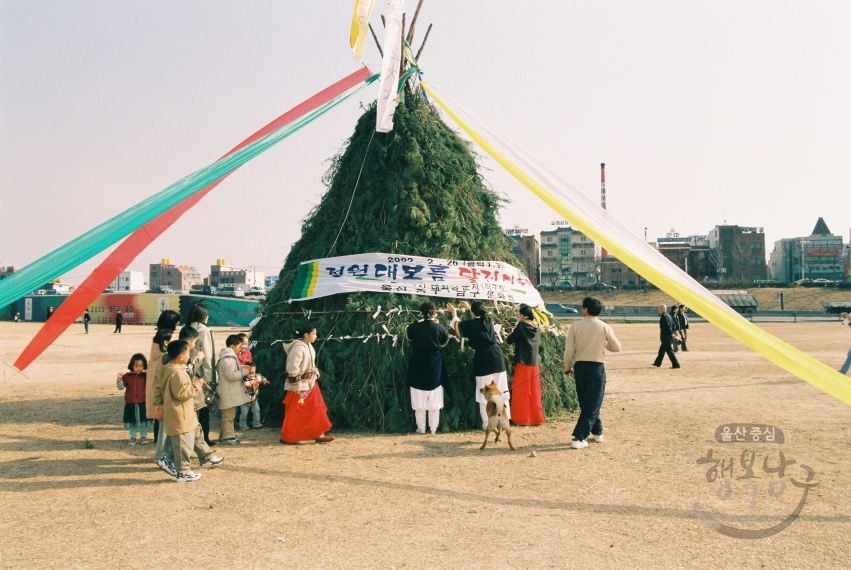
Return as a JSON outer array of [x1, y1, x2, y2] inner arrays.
[[1, 1, 849, 284]]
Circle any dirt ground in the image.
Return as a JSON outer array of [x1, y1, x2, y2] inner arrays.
[[542, 286, 851, 311], [1, 321, 850, 569]]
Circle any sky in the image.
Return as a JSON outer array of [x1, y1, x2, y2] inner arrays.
[[1, 1, 849, 285]]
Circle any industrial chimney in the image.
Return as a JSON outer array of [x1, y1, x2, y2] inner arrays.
[[600, 163, 608, 259]]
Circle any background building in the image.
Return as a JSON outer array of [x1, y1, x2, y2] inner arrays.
[[600, 257, 642, 289], [708, 225, 767, 285], [768, 218, 846, 282], [208, 259, 265, 288], [0, 266, 16, 281], [540, 226, 572, 288], [656, 234, 715, 281], [149, 259, 203, 292], [509, 234, 540, 286], [540, 225, 599, 287], [110, 271, 147, 291]]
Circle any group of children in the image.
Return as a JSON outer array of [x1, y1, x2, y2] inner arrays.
[[117, 328, 267, 483]]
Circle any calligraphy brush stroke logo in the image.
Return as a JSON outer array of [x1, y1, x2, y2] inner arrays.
[[693, 478, 818, 539]]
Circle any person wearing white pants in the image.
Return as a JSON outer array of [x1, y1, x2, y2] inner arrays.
[[406, 302, 450, 434], [447, 300, 510, 430]]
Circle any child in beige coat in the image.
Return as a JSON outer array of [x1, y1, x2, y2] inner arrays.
[[160, 341, 205, 482]]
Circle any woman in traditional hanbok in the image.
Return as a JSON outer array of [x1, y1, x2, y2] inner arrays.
[[280, 324, 334, 444], [506, 304, 544, 425]]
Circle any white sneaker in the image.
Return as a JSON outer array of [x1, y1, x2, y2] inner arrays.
[[156, 456, 177, 477], [570, 439, 589, 449], [593, 434, 604, 443], [176, 471, 202, 483], [201, 455, 224, 468]]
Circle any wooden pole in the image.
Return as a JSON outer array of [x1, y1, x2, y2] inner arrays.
[[369, 23, 383, 57], [406, 0, 425, 44], [415, 23, 433, 61], [399, 13, 406, 76]]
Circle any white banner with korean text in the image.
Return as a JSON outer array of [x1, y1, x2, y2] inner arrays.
[[290, 253, 543, 306]]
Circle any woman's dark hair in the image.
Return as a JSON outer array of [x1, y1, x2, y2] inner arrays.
[[178, 326, 199, 341], [297, 323, 316, 338], [470, 301, 490, 322], [419, 301, 437, 319], [226, 334, 243, 348], [156, 310, 181, 331], [185, 303, 209, 327], [127, 353, 148, 371], [153, 329, 173, 352], [167, 340, 189, 359], [518, 304, 535, 320]]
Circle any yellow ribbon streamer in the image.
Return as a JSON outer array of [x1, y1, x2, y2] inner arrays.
[[422, 82, 851, 406], [350, 0, 376, 62]]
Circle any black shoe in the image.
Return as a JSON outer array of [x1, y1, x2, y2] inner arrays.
[[652, 363, 661, 367], [671, 365, 681, 369], [206, 440, 216, 447]]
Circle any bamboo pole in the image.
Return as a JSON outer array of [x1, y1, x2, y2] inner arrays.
[[406, 0, 425, 44], [415, 23, 433, 61], [369, 23, 383, 57], [399, 13, 406, 77]]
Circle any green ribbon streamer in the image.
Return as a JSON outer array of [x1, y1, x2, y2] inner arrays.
[[0, 75, 379, 308]]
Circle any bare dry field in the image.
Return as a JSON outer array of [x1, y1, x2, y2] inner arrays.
[[543, 287, 851, 311], [1, 320, 850, 569]]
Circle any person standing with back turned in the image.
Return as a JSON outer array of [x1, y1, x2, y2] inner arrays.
[[563, 296, 621, 449], [447, 300, 511, 430]]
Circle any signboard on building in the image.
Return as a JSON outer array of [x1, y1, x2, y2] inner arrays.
[[805, 248, 840, 257]]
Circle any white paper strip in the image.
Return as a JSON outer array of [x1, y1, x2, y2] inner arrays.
[[376, 0, 404, 132]]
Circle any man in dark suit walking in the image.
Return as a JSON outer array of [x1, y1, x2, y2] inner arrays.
[[113, 311, 123, 334], [653, 304, 680, 368]]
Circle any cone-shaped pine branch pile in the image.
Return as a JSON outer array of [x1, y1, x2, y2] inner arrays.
[[254, 93, 576, 432]]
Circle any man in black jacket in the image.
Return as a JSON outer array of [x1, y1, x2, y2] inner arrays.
[[653, 304, 680, 368], [677, 305, 689, 351], [669, 305, 680, 352], [113, 311, 123, 334]]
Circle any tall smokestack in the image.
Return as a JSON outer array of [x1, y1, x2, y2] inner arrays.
[[600, 163, 608, 259]]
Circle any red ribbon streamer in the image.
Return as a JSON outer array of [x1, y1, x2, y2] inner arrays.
[[14, 67, 373, 371]]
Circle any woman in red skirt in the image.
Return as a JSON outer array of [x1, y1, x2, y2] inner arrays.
[[280, 324, 334, 444], [506, 304, 545, 425]]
